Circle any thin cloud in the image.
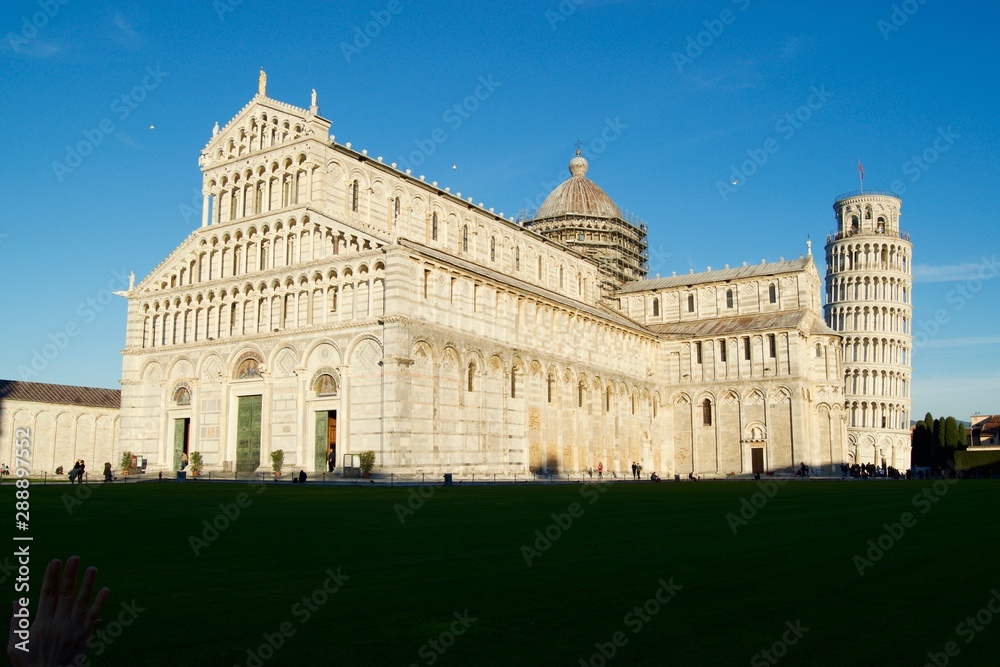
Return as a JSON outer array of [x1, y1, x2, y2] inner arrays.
[[112, 11, 143, 46], [0, 38, 65, 59], [916, 336, 1000, 350], [913, 259, 999, 283]]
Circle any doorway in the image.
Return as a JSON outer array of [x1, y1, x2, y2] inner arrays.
[[236, 395, 262, 473], [315, 410, 337, 472], [173, 418, 190, 471], [751, 448, 765, 474]]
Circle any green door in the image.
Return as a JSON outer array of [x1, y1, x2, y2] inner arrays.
[[315, 411, 328, 472], [236, 395, 263, 473], [173, 419, 188, 470]]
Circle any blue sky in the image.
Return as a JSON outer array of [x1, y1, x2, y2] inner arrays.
[[1, 0, 997, 421]]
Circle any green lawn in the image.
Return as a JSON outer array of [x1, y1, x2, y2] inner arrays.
[[7, 479, 1000, 666]]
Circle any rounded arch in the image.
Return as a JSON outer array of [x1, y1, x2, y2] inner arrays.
[[303, 338, 343, 369]]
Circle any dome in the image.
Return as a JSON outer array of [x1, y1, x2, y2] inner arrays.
[[534, 151, 622, 220]]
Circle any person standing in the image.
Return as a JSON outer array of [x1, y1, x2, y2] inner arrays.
[[103, 462, 113, 483], [77, 460, 86, 484], [631, 462, 637, 480], [597, 462, 603, 480], [327, 448, 336, 472]]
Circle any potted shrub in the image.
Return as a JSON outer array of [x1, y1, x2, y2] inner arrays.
[[270, 449, 284, 478], [189, 452, 203, 478], [119, 451, 133, 477], [359, 450, 376, 479]]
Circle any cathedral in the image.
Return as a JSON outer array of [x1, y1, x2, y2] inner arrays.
[[115, 73, 912, 478]]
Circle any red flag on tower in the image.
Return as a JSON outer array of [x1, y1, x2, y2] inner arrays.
[[858, 159, 865, 181]]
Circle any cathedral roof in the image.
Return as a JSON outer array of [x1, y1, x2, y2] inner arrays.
[[0, 380, 120, 409], [534, 152, 622, 220], [619, 258, 814, 293], [645, 310, 835, 339]]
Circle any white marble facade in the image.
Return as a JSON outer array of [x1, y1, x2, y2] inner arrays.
[[116, 74, 856, 478], [0, 382, 120, 478]]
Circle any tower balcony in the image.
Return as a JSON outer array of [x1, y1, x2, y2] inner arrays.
[[827, 228, 911, 243]]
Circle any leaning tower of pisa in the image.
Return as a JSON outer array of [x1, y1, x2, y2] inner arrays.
[[824, 192, 913, 469]]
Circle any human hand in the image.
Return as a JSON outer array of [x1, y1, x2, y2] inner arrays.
[[7, 557, 109, 667]]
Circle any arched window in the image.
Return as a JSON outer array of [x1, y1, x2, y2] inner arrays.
[[769, 284, 777, 304], [605, 387, 612, 412], [462, 225, 469, 253], [431, 213, 438, 241], [726, 289, 734, 309], [687, 294, 695, 313], [467, 362, 476, 392], [314, 374, 337, 396], [559, 266, 564, 289], [393, 196, 400, 221], [546, 375, 554, 403], [351, 180, 359, 212], [578, 382, 585, 408], [490, 237, 496, 262], [720, 339, 727, 363], [515, 246, 520, 271], [510, 367, 517, 398], [702, 399, 712, 426], [173, 386, 191, 406], [538, 256, 543, 279], [815, 343, 823, 358], [652, 298, 659, 317], [235, 358, 261, 379]]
